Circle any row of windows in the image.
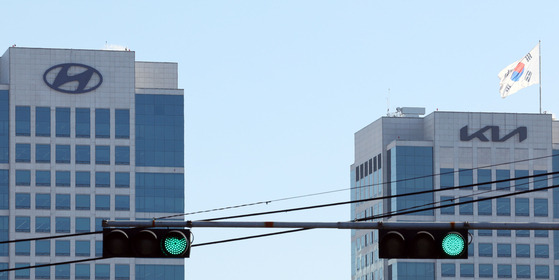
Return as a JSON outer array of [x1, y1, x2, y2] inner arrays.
[[475, 243, 549, 258], [355, 154, 382, 182], [14, 193, 130, 211], [442, 263, 550, 278], [16, 144, 129, 165], [15, 106, 130, 139], [441, 168, 550, 191], [3, 263, 184, 280], [5, 262, 131, 280], [440, 196, 549, 217], [13, 170, 130, 188]]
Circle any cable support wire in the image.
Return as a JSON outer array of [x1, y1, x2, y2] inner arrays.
[[2, 171, 558, 273], [158, 152, 559, 220]]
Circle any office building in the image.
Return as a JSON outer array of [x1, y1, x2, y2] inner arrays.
[[0, 47, 185, 279], [351, 108, 558, 280]]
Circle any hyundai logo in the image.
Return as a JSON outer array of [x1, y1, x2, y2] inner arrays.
[[43, 63, 103, 94]]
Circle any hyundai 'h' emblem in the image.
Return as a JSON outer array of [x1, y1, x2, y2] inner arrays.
[[43, 63, 103, 94]]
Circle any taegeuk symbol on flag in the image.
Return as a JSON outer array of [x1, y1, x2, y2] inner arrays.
[[498, 43, 540, 98]]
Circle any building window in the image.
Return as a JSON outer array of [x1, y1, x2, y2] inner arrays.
[[515, 198, 529, 216], [35, 193, 51, 209], [36, 170, 51, 187], [56, 194, 70, 210], [534, 170, 548, 191], [95, 264, 110, 280], [515, 170, 529, 190], [95, 241, 102, 257], [535, 244, 549, 258], [535, 265, 549, 279], [35, 240, 50, 256], [115, 264, 130, 280], [15, 106, 30, 136], [95, 172, 110, 187], [55, 240, 70, 256], [15, 263, 30, 279], [516, 230, 530, 237], [441, 263, 455, 277], [497, 230, 511, 237], [478, 199, 492, 215], [56, 145, 70, 163], [135, 265, 185, 280], [497, 264, 512, 278], [15, 193, 30, 209], [136, 173, 185, 213], [16, 170, 31, 186], [497, 243, 511, 257], [516, 244, 530, 258], [76, 264, 90, 279], [460, 263, 474, 277], [0, 216, 7, 255], [75, 145, 90, 164], [55, 171, 70, 187], [115, 109, 130, 139], [535, 230, 548, 237], [440, 196, 455, 215], [35, 264, 50, 279], [36, 107, 51, 137], [459, 169, 473, 190], [56, 107, 70, 137], [35, 217, 51, 233], [0, 172, 6, 210], [115, 146, 130, 165], [95, 195, 110, 211], [534, 198, 548, 217], [115, 172, 130, 188], [479, 264, 493, 278], [477, 169, 492, 190], [15, 216, 30, 232], [75, 240, 90, 257], [76, 217, 90, 233], [115, 195, 130, 211], [478, 243, 492, 257], [76, 171, 91, 187], [15, 241, 30, 256], [55, 263, 70, 279], [459, 197, 473, 215], [55, 217, 70, 233], [75, 108, 90, 138], [15, 144, 30, 162], [496, 198, 510, 216], [75, 194, 90, 210], [95, 145, 110, 164], [496, 169, 510, 191], [516, 265, 530, 278], [36, 144, 51, 163], [95, 108, 110, 138]]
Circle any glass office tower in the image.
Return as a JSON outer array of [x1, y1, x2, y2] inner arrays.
[[0, 47, 184, 279], [351, 109, 559, 280]]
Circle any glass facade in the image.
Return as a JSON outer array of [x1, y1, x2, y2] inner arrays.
[[136, 173, 184, 213], [389, 146, 433, 216], [0, 91, 8, 163], [136, 94, 184, 167]]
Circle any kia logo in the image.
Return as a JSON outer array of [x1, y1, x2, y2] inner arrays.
[[460, 125, 527, 142], [43, 63, 103, 94]]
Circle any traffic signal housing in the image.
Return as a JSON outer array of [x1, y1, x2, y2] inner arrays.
[[379, 229, 468, 259], [103, 228, 191, 258]]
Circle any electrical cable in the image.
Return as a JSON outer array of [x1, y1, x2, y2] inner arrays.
[[158, 152, 559, 220], [0, 257, 109, 273]]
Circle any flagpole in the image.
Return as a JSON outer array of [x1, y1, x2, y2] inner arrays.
[[539, 40, 542, 114]]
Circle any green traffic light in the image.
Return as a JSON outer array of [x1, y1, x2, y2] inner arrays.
[[161, 231, 189, 256], [441, 232, 465, 256]]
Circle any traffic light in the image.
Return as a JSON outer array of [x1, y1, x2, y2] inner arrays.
[[103, 228, 191, 258], [379, 229, 468, 259]]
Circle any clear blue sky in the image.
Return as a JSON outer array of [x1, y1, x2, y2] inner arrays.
[[2, 1, 559, 279]]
